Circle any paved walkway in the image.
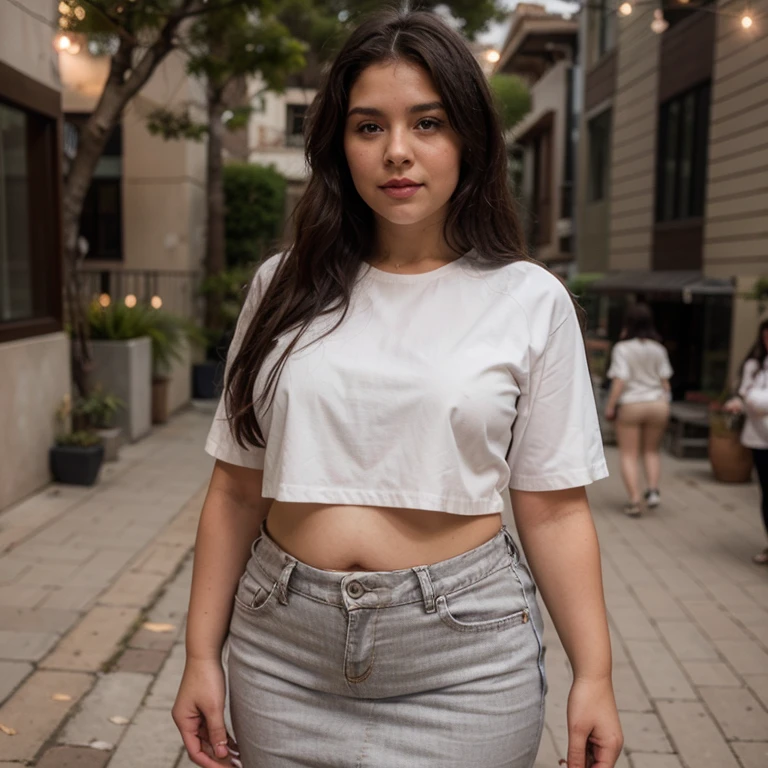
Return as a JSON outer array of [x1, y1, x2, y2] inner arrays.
[[0, 407, 765, 767]]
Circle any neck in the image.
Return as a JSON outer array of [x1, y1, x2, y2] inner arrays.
[[372, 209, 456, 267]]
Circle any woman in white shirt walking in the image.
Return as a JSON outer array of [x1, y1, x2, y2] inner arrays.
[[605, 304, 673, 516], [725, 319, 768, 565], [172, 9, 623, 768]]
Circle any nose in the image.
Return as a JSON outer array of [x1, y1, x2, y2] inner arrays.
[[383, 126, 413, 168]]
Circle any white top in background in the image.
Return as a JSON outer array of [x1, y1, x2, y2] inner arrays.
[[739, 358, 768, 449], [205, 252, 608, 515], [607, 338, 673, 405]]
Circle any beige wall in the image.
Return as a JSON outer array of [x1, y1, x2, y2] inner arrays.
[[607, 8, 660, 272], [247, 79, 314, 182], [703, 0, 768, 279], [0, 0, 59, 89], [0, 334, 70, 511], [61, 50, 207, 275], [0, 2, 71, 511]]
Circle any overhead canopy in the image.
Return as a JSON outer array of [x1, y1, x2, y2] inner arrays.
[[588, 271, 734, 297]]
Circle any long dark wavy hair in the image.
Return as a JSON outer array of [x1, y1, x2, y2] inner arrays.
[[622, 303, 662, 342], [226, 7, 530, 449], [740, 318, 768, 377]]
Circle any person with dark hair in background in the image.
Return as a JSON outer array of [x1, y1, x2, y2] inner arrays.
[[604, 303, 673, 517], [172, 8, 623, 768], [724, 319, 768, 565]]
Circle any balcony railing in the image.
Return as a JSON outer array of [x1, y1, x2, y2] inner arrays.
[[77, 267, 202, 321]]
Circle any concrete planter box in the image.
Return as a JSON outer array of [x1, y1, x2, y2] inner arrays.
[[91, 338, 152, 442]]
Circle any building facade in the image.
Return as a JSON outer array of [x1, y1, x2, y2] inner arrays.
[[496, 4, 579, 274], [576, 0, 766, 395], [0, 0, 69, 511], [59, 46, 208, 414]]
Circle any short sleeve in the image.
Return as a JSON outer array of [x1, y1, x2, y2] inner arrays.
[[606, 343, 629, 380], [507, 305, 609, 492], [658, 347, 673, 380], [204, 256, 281, 469]]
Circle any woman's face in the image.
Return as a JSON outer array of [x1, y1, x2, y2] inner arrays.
[[343, 60, 462, 230]]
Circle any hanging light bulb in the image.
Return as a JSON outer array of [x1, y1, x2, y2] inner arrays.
[[54, 33, 72, 51], [651, 8, 669, 33], [742, 13, 753, 28], [485, 49, 501, 63], [124, 294, 137, 308], [619, 2, 633, 16]]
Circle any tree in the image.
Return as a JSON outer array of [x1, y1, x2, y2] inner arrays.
[[489, 73, 531, 132], [59, 0, 295, 394]]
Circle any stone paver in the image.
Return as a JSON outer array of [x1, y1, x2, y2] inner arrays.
[[105, 708, 184, 768], [0, 629, 61, 661], [41, 606, 140, 672], [60, 671, 153, 748], [0, 670, 93, 761], [37, 745, 111, 768], [0, 660, 32, 702], [1, 411, 767, 767]]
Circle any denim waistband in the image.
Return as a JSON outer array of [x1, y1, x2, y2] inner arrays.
[[250, 524, 520, 610]]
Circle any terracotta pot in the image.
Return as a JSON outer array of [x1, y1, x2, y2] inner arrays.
[[152, 377, 170, 425], [708, 411, 753, 483]]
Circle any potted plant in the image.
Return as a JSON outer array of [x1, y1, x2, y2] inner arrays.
[[708, 398, 753, 483], [193, 266, 253, 399], [88, 301, 153, 441], [50, 395, 105, 486], [74, 386, 125, 462], [145, 309, 202, 424]]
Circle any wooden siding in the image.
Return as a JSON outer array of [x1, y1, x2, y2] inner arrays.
[[703, 0, 768, 275], [585, 50, 617, 113]]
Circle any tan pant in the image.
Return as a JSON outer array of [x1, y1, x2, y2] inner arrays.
[[616, 400, 670, 427]]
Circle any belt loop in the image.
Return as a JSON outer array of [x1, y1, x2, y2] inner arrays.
[[502, 526, 520, 565], [413, 566, 436, 614], [276, 559, 297, 605]]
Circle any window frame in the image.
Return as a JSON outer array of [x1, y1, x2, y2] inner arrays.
[[587, 108, 612, 203], [0, 61, 63, 344], [285, 103, 308, 148]]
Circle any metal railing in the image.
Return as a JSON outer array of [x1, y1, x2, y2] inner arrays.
[[77, 267, 203, 320]]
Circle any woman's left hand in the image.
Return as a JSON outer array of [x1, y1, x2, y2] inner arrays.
[[564, 676, 623, 768], [604, 405, 616, 422]]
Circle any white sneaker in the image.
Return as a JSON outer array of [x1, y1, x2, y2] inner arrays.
[[645, 490, 661, 508]]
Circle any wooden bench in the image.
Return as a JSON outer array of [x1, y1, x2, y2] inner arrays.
[[665, 402, 710, 458]]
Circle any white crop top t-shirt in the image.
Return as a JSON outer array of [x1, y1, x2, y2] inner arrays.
[[205, 251, 609, 515]]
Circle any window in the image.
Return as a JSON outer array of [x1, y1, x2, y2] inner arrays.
[[656, 83, 710, 222], [597, 0, 617, 58], [588, 109, 612, 202], [662, 0, 715, 29], [0, 103, 31, 322], [286, 104, 307, 147], [64, 115, 123, 260]]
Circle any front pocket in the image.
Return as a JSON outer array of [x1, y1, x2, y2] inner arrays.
[[233, 569, 278, 615], [436, 595, 529, 633]]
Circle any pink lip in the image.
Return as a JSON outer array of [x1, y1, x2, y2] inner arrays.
[[381, 178, 421, 188], [381, 185, 422, 199]]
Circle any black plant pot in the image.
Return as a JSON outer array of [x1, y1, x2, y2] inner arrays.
[[192, 360, 225, 399], [50, 444, 105, 486]]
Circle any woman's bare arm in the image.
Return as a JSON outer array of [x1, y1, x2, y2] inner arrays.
[[510, 486, 611, 680], [186, 460, 272, 662]]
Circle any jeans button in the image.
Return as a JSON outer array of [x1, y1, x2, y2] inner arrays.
[[347, 581, 364, 599]]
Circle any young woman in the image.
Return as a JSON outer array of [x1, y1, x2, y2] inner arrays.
[[604, 304, 673, 516], [173, 9, 623, 768], [725, 319, 768, 564]]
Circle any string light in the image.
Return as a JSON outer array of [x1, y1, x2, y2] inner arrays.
[[151, 296, 163, 309], [619, 2, 633, 16], [742, 13, 753, 28], [485, 49, 501, 63], [74, 5, 86, 20], [54, 33, 72, 51], [98, 294, 111, 308], [124, 294, 137, 308], [651, 8, 669, 34]]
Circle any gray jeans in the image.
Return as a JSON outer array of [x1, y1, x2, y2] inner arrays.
[[226, 526, 546, 767]]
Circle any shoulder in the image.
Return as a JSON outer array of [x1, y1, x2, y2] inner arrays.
[[476, 259, 575, 335]]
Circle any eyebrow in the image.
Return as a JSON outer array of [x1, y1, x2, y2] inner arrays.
[[347, 101, 446, 118]]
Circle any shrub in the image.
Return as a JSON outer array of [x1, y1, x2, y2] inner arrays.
[[224, 163, 287, 267]]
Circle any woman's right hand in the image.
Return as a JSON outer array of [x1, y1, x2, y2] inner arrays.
[[723, 397, 744, 414], [172, 657, 240, 768]]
